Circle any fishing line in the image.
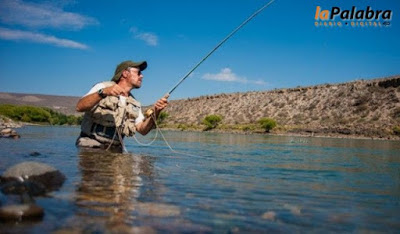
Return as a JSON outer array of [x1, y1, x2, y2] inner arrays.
[[133, 127, 158, 146], [152, 116, 209, 159], [132, 0, 275, 156], [133, 114, 209, 159]]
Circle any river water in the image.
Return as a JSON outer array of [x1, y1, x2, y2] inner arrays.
[[0, 126, 399, 233]]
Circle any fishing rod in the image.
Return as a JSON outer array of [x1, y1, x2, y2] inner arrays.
[[167, 0, 275, 96], [145, 0, 275, 117]]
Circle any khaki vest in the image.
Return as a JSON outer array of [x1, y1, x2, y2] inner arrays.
[[81, 82, 141, 145]]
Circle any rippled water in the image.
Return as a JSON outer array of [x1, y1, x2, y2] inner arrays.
[[1, 126, 399, 233]]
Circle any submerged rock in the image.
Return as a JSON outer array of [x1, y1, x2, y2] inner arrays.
[[0, 204, 44, 221], [0, 162, 64, 223], [261, 211, 276, 221], [29, 152, 41, 157], [1, 180, 46, 196], [1, 161, 66, 193], [136, 202, 181, 217], [108, 224, 156, 234]]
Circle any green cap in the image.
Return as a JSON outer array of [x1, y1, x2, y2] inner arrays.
[[111, 60, 147, 82]]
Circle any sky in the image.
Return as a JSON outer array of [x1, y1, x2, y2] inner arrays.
[[0, 0, 399, 105]]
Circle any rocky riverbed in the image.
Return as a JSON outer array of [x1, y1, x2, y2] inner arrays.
[[0, 117, 22, 139]]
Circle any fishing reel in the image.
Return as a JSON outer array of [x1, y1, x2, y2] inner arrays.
[[145, 108, 155, 118], [145, 93, 170, 119]]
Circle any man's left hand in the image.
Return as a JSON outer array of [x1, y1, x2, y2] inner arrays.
[[154, 98, 168, 114]]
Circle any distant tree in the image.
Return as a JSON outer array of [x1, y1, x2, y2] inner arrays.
[[21, 114, 31, 122], [203, 114, 222, 131], [67, 115, 77, 125], [177, 124, 188, 131], [258, 117, 277, 133], [157, 112, 169, 126], [0, 104, 82, 125], [13, 106, 51, 122], [393, 126, 400, 136]]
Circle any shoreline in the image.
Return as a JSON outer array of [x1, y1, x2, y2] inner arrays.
[[160, 127, 400, 141], [1, 117, 398, 141]]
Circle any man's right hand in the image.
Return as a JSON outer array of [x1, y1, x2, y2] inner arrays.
[[103, 84, 128, 97], [76, 84, 127, 112]]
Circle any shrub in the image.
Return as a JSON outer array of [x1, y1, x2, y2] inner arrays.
[[2, 105, 51, 122], [0, 104, 81, 125], [202, 114, 222, 131], [177, 124, 187, 131], [21, 114, 31, 122], [258, 117, 277, 133], [393, 126, 400, 136], [157, 112, 169, 126], [240, 124, 256, 132]]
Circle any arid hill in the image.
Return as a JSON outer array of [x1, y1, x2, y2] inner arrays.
[[0, 92, 80, 116], [164, 76, 400, 139], [1, 76, 399, 139]]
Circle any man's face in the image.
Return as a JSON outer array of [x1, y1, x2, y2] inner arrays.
[[126, 67, 143, 88]]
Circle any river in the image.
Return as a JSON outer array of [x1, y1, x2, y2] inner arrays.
[[0, 126, 399, 233]]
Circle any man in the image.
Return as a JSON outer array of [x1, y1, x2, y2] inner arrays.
[[76, 60, 168, 151]]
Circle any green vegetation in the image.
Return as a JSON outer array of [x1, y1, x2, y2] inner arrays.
[[218, 123, 258, 132], [177, 124, 188, 131], [175, 123, 201, 131], [157, 112, 169, 126], [0, 104, 82, 125], [393, 126, 400, 136], [258, 117, 277, 133], [240, 124, 257, 132], [202, 114, 222, 131]]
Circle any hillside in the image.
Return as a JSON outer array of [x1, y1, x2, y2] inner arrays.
[[164, 75, 400, 139], [0, 92, 80, 116], [1, 75, 399, 139]]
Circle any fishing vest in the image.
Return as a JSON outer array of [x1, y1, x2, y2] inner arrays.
[[80, 81, 141, 145]]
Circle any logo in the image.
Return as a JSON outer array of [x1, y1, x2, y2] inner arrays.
[[315, 6, 393, 27]]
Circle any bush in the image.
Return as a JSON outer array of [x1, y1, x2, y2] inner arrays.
[[177, 124, 187, 131], [238, 124, 256, 132], [0, 104, 81, 125], [202, 114, 222, 131], [393, 126, 400, 136], [258, 117, 277, 133], [157, 112, 169, 126], [0, 105, 51, 122]]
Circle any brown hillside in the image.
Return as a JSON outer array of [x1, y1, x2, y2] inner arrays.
[[1, 76, 399, 139], [0, 92, 80, 116], [163, 76, 400, 138]]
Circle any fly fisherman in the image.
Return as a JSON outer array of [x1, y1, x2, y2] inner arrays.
[[75, 60, 168, 152]]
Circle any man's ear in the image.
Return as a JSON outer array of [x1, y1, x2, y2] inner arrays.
[[122, 69, 129, 78]]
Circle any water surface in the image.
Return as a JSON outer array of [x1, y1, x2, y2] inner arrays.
[[0, 126, 399, 233]]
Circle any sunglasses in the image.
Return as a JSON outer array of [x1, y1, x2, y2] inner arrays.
[[127, 67, 142, 76]]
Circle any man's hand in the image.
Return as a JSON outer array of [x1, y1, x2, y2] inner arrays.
[[154, 98, 168, 114], [136, 97, 168, 135], [103, 84, 128, 96], [76, 84, 128, 112]]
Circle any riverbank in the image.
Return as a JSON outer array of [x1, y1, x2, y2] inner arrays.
[[1, 116, 398, 141], [2, 75, 399, 140], [0, 115, 23, 129], [160, 124, 400, 141]]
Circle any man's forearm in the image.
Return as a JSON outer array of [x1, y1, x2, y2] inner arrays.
[[135, 116, 156, 135], [76, 92, 102, 112], [76, 84, 127, 112]]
